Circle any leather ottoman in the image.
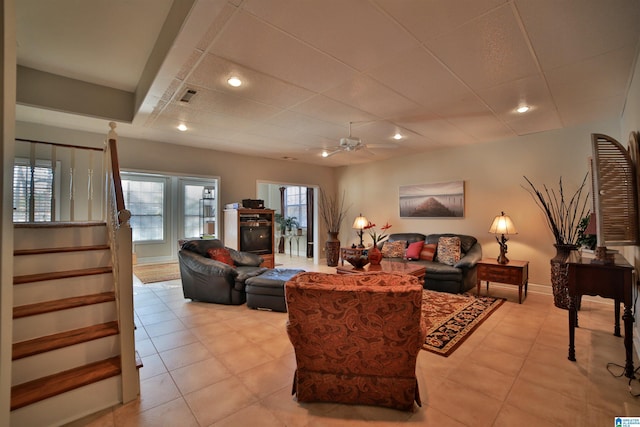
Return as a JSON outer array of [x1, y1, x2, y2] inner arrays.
[[245, 268, 304, 312]]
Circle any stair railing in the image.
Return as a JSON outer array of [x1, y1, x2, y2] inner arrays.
[[14, 138, 104, 222], [104, 122, 138, 403]]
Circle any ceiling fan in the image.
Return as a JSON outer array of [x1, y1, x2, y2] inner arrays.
[[322, 122, 399, 157]]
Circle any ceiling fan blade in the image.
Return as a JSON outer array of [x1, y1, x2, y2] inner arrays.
[[364, 143, 399, 149], [322, 148, 343, 157]]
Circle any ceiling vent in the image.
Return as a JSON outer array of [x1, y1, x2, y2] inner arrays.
[[179, 88, 197, 103]]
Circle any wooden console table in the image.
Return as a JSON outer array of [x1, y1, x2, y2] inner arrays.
[[566, 253, 635, 378]]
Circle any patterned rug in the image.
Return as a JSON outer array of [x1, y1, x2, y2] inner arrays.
[[422, 289, 504, 357], [133, 262, 181, 284]]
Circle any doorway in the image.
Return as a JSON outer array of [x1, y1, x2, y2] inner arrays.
[[257, 181, 320, 265]]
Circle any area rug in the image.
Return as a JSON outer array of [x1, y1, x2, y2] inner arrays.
[[133, 263, 180, 284], [422, 289, 504, 357]]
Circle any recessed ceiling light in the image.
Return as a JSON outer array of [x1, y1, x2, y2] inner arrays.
[[177, 124, 187, 132], [392, 133, 403, 140], [516, 105, 530, 113], [227, 77, 242, 87]]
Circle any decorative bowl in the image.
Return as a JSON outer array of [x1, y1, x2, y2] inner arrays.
[[345, 255, 369, 269]]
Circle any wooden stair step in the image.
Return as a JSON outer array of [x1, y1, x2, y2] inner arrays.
[[14, 244, 110, 256], [13, 266, 112, 285], [14, 221, 106, 229], [11, 356, 121, 411], [13, 321, 120, 360], [13, 292, 116, 319]]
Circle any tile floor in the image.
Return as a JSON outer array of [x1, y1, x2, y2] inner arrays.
[[70, 255, 640, 426]]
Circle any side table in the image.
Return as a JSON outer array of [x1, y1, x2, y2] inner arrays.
[[340, 247, 365, 265], [476, 258, 529, 304]]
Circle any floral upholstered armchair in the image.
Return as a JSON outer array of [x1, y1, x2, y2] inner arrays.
[[284, 272, 426, 411]]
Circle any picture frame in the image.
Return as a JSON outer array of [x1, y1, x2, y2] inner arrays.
[[399, 181, 464, 218]]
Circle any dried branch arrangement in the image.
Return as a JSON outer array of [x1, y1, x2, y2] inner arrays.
[[319, 189, 349, 233], [522, 174, 590, 245]]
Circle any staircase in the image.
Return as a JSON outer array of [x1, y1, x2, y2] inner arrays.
[[10, 222, 138, 426]]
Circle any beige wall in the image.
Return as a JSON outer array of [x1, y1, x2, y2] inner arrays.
[[335, 119, 621, 287], [14, 121, 337, 260]]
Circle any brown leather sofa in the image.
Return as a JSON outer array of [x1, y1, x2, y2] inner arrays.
[[178, 239, 267, 305], [285, 272, 426, 411]]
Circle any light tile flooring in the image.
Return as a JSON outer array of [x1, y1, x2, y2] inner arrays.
[[71, 255, 640, 426]]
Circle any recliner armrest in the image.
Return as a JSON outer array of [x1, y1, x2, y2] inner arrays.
[[228, 248, 264, 267], [454, 243, 482, 270], [179, 249, 239, 278]]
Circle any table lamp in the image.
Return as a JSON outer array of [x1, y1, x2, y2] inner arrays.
[[352, 214, 369, 248], [489, 211, 517, 264]]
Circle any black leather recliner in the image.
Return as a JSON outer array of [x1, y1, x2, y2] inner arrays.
[[178, 239, 267, 304]]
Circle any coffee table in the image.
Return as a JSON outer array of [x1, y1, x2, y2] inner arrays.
[[336, 259, 426, 280]]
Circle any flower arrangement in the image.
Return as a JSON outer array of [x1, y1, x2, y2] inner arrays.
[[522, 174, 590, 246], [364, 221, 392, 246]]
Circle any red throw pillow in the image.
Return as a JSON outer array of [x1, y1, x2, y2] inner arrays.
[[206, 247, 234, 266], [419, 243, 437, 261], [405, 241, 424, 260]]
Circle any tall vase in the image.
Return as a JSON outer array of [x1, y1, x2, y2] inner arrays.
[[325, 232, 340, 267], [550, 243, 579, 309], [368, 245, 382, 265]]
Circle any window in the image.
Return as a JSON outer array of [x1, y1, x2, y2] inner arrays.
[[13, 159, 55, 222], [285, 186, 307, 228], [122, 174, 166, 242], [181, 181, 217, 238]]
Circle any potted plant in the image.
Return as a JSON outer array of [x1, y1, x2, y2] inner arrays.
[[274, 214, 300, 253], [319, 189, 349, 266], [522, 174, 590, 309]]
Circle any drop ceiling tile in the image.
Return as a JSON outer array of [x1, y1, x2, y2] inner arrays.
[[210, 10, 356, 93], [158, 104, 256, 131], [367, 47, 472, 110], [176, 50, 203, 81], [504, 107, 563, 136], [434, 94, 516, 141], [477, 74, 557, 119], [515, 0, 640, 70], [426, 4, 539, 91], [546, 46, 636, 106], [265, 110, 346, 139], [396, 113, 476, 146], [375, 0, 507, 43], [187, 54, 315, 108], [323, 74, 422, 119], [177, 86, 282, 120], [242, 0, 420, 72], [555, 95, 626, 127], [290, 95, 377, 125]]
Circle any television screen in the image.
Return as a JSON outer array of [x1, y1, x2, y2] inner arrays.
[[240, 226, 272, 254]]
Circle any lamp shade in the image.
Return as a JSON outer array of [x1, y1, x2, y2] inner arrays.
[[353, 214, 368, 229], [489, 212, 518, 235]]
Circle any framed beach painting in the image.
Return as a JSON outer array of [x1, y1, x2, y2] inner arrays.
[[399, 181, 464, 218]]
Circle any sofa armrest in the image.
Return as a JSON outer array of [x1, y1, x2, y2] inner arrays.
[[454, 242, 482, 269], [179, 249, 238, 279]]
